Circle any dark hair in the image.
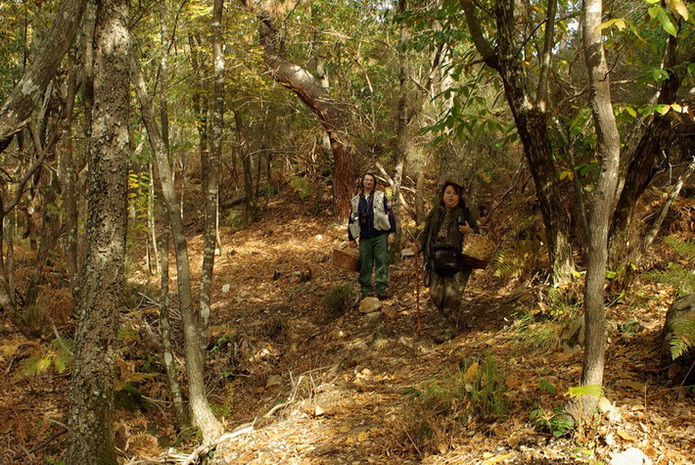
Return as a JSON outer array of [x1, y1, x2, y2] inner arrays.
[[438, 181, 465, 208]]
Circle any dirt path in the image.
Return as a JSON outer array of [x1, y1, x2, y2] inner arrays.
[[198, 202, 560, 464], [199, 200, 692, 465]]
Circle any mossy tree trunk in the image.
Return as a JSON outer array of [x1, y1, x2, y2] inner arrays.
[[66, 0, 130, 461]]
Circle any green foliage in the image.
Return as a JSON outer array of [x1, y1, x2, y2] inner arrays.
[[323, 284, 355, 319], [224, 209, 253, 231], [493, 239, 546, 279], [406, 353, 508, 425], [529, 380, 575, 438], [668, 319, 695, 360], [643, 237, 695, 295], [543, 287, 582, 319], [664, 235, 695, 258], [618, 319, 643, 337], [209, 331, 238, 354], [210, 402, 232, 419], [539, 379, 557, 395], [18, 338, 73, 377], [287, 175, 314, 201], [510, 310, 563, 352], [567, 384, 605, 405], [530, 406, 574, 438]]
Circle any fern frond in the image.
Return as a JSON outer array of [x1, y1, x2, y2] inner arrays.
[[493, 240, 544, 278], [19, 356, 52, 376], [643, 263, 695, 294], [670, 320, 695, 360], [664, 236, 695, 258]]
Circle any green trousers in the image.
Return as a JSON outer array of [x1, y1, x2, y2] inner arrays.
[[358, 234, 390, 295]]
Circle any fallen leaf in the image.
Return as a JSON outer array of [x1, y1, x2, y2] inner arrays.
[[617, 430, 636, 442], [481, 452, 514, 464], [622, 381, 646, 392]]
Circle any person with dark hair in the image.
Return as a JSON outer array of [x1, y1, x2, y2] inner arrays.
[[412, 181, 478, 329], [348, 173, 397, 299]]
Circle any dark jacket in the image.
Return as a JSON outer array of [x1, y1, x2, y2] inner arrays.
[[417, 204, 478, 269]]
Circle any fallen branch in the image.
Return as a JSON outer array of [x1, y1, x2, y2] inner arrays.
[[181, 425, 255, 465]]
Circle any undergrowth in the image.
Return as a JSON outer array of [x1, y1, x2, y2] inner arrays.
[[323, 284, 355, 319], [402, 353, 508, 454]]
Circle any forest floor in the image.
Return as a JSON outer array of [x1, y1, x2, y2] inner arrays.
[[0, 196, 693, 465]]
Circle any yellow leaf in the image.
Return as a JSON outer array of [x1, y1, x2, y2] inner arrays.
[[482, 452, 515, 464], [669, 0, 689, 20], [670, 103, 683, 113], [657, 105, 671, 115], [464, 362, 480, 384], [617, 430, 636, 442], [357, 431, 369, 442]]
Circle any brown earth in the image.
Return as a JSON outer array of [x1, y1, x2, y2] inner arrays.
[[0, 197, 693, 464]]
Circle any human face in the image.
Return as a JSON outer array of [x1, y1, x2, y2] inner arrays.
[[442, 185, 460, 209], [362, 175, 375, 193]]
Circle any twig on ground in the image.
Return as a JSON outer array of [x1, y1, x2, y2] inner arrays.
[[181, 425, 255, 465], [12, 428, 66, 462]]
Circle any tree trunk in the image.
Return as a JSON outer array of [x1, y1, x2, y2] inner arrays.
[[66, 0, 129, 461], [241, 0, 354, 215], [130, 50, 223, 442], [462, 0, 575, 284], [573, 0, 622, 418], [608, 39, 692, 267], [61, 47, 80, 299], [24, 175, 60, 309], [391, 0, 409, 251], [639, 158, 695, 260], [0, 0, 88, 153], [159, 204, 187, 426], [199, 0, 224, 343], [236, 111, 257, 220]]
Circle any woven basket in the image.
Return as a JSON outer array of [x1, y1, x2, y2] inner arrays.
[[461, 233, 496, 269], [332, 248, 360, 272]]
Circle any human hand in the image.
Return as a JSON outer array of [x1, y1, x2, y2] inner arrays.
[[349, 240, 358, 248], [458, 221, 473, 234], [387, 233, 395, 245]]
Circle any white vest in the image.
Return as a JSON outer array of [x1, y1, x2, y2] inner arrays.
[[348, 190, 391, 239]]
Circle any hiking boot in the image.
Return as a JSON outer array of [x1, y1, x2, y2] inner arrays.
[[376, 291, 390, 300]]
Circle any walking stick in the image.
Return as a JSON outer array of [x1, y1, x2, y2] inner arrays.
[[415, 250, 422, 334], [404, 230, 422, 335]]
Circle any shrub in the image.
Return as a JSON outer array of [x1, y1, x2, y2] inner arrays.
[[323, 284, 355, 319]]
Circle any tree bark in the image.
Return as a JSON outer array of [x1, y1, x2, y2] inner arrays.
[[608, 37, 691, 267], [391, 0, 409, 251], [0, 0, 89, 153], [66, 0, 130, 461], [241, 0, 354, 216], [235, 111, 257, 220], [159, 203, 187, 426], [461, 0, 575, 284], [200, 0, 224, 345], [130, 50, 223, 442], [573, 0, 622, 418], [640, 158, 695, 258]]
